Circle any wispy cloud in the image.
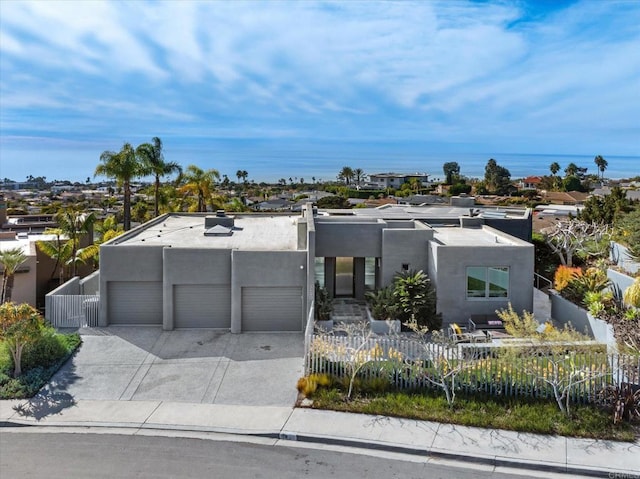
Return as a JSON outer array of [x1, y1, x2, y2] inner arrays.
[[0, 0, 638, 181]]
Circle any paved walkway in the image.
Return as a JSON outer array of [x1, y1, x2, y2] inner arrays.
[[1, 399, 638, 477]]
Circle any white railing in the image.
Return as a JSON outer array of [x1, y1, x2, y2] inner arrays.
[[304, 301, 315, 373], [45, 294, 100, 328], [306, 333, 640, 404]]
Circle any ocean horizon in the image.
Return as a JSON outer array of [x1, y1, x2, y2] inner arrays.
[[1, 141, 638, 184]]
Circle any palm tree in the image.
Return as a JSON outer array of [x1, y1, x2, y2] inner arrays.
[[354, 168, 365, 188], [0, 247, 27, 303], [549, 162, 560, 176], [55, 208, 97, 278], [95, 143, 145, 230], [178, 165, 220, 212], [136, 137, 182, 217], [338, 166, 354, 186], [38, 209, 99, 283], [594, 155, 608, 180]]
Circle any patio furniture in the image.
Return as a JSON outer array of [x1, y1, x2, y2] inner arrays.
[[468, 314, 505, 332], [449, 323, 488, 343]]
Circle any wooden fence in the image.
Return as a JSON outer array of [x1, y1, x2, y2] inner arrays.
[[306, 334, 640, 404], [45, 294, 100, 328]]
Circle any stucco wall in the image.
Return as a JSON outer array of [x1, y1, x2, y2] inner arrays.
[[380, 228, 431, 286], [431, 232, 534, 324], [9, 254, 37, 306], [80, 270, 100, 294], [607, 268, 635, 299], [314, 221, 383, 258], [610, 241, 639, 274]]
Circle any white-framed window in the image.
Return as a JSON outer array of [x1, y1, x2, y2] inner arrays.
[[466, 266, 509, 299]]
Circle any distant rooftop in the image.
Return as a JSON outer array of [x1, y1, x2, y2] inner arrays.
[[326, 204, 530, 221]]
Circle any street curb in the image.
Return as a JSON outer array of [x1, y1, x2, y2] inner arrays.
[[279, 432, 609, 478], [0, 420, 615, 477]]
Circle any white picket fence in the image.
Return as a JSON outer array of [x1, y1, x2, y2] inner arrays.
[[305, 333, 640, 405], [45, 294, 100, 328]]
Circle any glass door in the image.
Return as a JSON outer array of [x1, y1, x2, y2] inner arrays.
[[335, 257, 354, 297]]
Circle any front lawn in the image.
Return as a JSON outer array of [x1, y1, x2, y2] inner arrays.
[[0, 330, 81, 399], [309, 388, 638, 442]]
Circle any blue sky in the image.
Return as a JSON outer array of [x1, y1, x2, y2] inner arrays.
[[1, 0, 639, 183]]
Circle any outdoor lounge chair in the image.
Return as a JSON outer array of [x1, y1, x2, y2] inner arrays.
[[449, 323, 487, 343]]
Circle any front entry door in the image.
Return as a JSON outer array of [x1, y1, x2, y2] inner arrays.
[[335, 257, 354, 297]]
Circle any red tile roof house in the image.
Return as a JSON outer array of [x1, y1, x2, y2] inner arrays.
[[518, 176, 543, 191]]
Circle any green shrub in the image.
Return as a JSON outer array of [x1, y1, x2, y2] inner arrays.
[[20, 327, 68, 371], [0, 331, 81, 399]]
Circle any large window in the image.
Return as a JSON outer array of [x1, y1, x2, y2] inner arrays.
[[466, 267, 509, 299]]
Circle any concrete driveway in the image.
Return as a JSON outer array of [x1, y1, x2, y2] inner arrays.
[[38, 327, 304, 407]]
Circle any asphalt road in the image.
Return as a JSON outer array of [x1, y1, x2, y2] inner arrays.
[[1, 431, 541, 479]]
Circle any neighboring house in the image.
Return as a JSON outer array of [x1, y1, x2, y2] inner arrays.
[[0, 198, 94, 308], [542, 191, 588, 205], [0, 236, 37, 306], [591, 186, 640, 202], [397, 194, 448, 206], [96, 204, 534, 331], [253, 199, 293, 211], [519, 176, 542, 190], [369, 173, 431, 189]]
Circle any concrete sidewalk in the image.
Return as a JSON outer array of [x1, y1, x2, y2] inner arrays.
[[1, 398, 638, 477]]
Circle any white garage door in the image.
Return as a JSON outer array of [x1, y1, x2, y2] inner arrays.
[[174, 284, 231, 328], [242, 287, 303, 332], [108, 281, 162, 325]]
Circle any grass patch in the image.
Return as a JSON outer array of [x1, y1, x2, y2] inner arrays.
[[310, 388, 637, 442], [0, 330, 82, 399]]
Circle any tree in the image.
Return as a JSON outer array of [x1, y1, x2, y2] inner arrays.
[[393, 269, 441, 330], [564, 163, 579, 177], [136, 137, 182, 217], [0, 302, 44, 377], [338, 166, 354, 186], [542, 219, 611, 267], [38, 209, 99, 283], [549, 162, 560, 176], [0, 248, 27, 304], [353, 168, 365, 188], [403, 322, 480, 405], [495, 312, 606, 417], [236, 170, 248, 185], [484, 158, 511, 195], [178, 165, 220, 212], [615, 208, 640, 260], [95, 142, 144, 230], [443, 162, 461, 185], [594, 155, 608, 180], [579, 187, 631, 225], [317, 195, 350, 209], [562, 175, 583, 192]]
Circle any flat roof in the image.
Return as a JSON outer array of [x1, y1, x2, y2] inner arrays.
[[113, 214, 299, 251], [432, 226, 524, 247], [345, 204, 529, 220]]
